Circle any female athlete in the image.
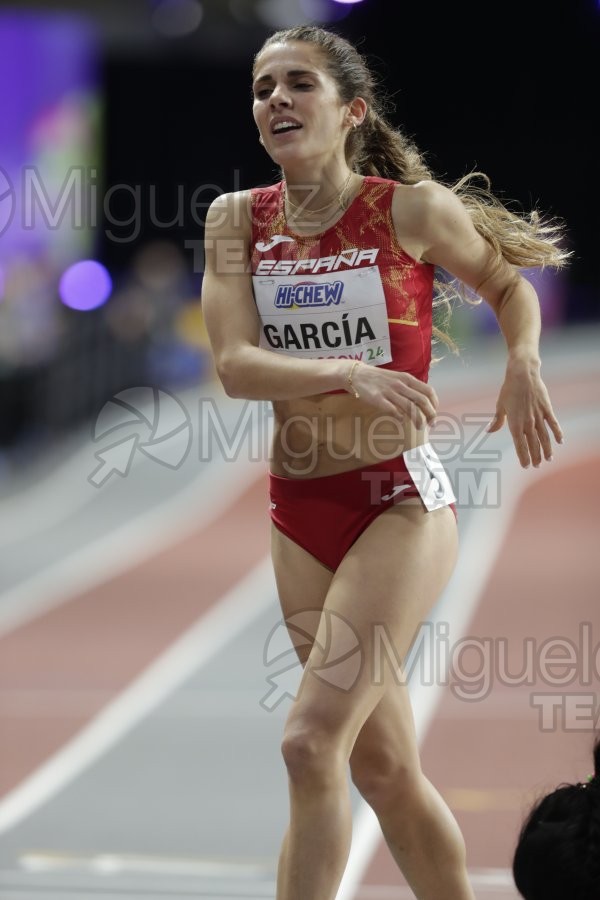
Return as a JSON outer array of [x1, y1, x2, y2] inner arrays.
[[202, 25, 568, 900]]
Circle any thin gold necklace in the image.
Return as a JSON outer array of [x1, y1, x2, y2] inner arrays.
[[285, 172, 355, 216]]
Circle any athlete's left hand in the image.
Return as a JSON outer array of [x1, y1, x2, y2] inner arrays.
[[486, 359, 563, 468]]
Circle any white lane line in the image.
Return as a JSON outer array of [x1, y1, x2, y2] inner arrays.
[[19, 852, 274, 878], [355, 867, 517, 897], [0, 418, 268, 639], [0, 383, 209, 546], [0, 688, 281, 719], [0, 880, 279, 900], [0, 557, 277, 836], [335, 437, 599, 900]]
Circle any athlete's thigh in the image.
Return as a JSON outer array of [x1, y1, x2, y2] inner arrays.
[[291, 504, 458, 747], [336, 503, 458, 661], [349, 511, 458, 774], [270, 523, 334, 664]]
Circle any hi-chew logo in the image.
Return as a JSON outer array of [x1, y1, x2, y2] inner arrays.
[[275, 280, 344, 309]]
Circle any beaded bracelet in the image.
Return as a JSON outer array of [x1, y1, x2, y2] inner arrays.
[[346, 360, 360, 399]]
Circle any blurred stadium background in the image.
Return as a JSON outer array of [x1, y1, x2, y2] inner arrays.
[[0, 0, 597, 470], [0, 3, 598, 899]]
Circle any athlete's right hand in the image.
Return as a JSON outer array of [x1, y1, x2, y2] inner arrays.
[[349, 363, 438, 428]]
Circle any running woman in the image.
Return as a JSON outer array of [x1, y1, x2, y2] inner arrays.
[[202, 25, 569, 900]]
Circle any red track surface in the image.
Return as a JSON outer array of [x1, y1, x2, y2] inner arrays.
[[0, 370, 597, 898], [358, 454, 600, 897], [0, 476, 269, 797]]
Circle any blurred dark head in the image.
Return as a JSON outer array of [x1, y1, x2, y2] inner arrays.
[[513, 740, 600, 899]]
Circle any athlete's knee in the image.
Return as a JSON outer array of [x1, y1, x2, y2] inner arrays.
[[350, 744, 420, 811], [281, 715, 346, 786]]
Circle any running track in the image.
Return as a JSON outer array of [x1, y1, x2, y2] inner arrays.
[[0, 327, 598, 899]]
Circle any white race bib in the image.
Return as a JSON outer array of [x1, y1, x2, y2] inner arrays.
[[252, 265, 392, 366], [403, 443, 456, 512]]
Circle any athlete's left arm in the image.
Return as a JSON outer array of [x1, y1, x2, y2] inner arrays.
[[412, 180, 563, 468]]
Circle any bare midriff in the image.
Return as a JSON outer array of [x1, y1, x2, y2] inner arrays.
[[270, 391, 427, 478]]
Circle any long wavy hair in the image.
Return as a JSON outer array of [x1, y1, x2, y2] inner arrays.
[[254, 26, 570, 355]]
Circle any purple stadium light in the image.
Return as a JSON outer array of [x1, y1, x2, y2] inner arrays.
[[59, 260, 113, 311], [300, 0, 354, 20], [331, 0, 366, 4]]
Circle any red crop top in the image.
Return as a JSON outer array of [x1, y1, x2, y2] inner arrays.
[[250, 176, 435, 383]]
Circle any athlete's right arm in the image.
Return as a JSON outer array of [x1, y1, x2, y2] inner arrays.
[[202, 193, 437, 425], [201, 192, 351, 400]]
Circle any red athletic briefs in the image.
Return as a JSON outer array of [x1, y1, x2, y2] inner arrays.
[[269, 454, 457, 572]]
